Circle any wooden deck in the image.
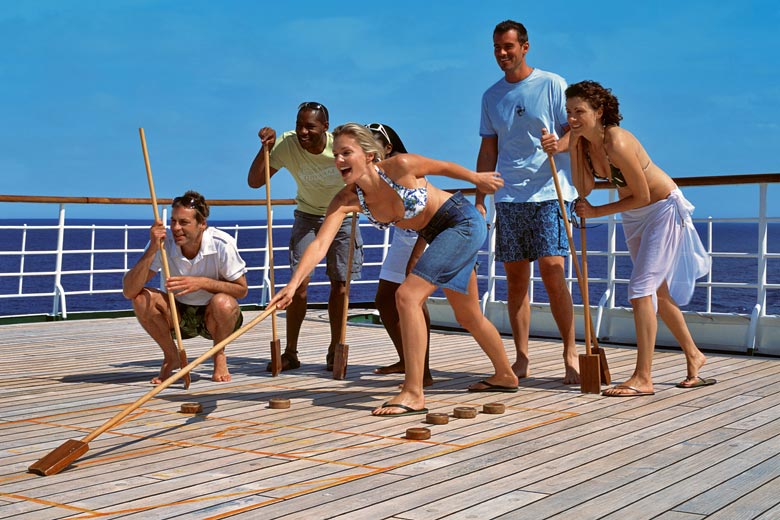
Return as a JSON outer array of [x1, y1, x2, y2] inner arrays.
[[1, 310, 779, 519]]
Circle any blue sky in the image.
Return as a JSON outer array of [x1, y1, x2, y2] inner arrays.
[[2, 0, 778, 221]]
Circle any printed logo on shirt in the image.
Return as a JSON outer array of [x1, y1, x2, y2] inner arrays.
[[515, 105, 526, 117]]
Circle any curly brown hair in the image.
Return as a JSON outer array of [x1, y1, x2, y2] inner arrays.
[[565, 80, 623, 127]]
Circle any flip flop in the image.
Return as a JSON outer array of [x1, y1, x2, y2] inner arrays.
[[601, 384, 655, 397], [676, 376, 717, 388], [467, 380, 519, 393], [372, 402, 429, 417]]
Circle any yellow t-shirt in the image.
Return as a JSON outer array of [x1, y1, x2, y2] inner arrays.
[[269, 131, 344, 216]]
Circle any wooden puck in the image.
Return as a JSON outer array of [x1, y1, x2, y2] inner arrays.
[[180, 402, 202, 414], [453, 406, 477, 419], [405, 427, 431, 440], [483, 402, 506, 414], [268, 398, 291, 409], [426, 413, 449, 425]]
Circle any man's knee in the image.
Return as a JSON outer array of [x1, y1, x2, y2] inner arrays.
[[537, 256, 566, 280], [207, 293, 239, 318], [131, 288, 163, 317]]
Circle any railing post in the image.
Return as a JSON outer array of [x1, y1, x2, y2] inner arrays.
[[758, 183, 768, 318], [706, 217, 713, 313], [260, 221, 272, 306], [482, 196, 498, 314], [51, 203, 68, 319]]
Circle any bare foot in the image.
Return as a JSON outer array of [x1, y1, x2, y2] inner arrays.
[[150, 356, 179, 385], [374, 361, 405, 375], [511, 358, 529, 379], [563, 364, 581, 385], [211, 350, 231, 382], [563, 350, 580, 384]]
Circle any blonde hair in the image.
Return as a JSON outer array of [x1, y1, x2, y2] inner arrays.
[[332, 123, 386, 162]]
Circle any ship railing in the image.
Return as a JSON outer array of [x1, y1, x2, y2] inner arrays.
[[477, 173, 780, 352], [1, 174, 779, 352]]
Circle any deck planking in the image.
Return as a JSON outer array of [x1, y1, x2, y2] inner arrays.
[[0, 310, 778, 519]]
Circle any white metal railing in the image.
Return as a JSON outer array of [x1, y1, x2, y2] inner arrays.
[[0, 180, 778, 334], [0, 203, 392, 319], [478, 181, 779, 350]]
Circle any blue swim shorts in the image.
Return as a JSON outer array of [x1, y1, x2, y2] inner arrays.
[[494, 200, 569, 263]]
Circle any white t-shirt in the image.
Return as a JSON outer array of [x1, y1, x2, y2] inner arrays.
[[480, 68, 576, 203], [149, 227, 247, 306]]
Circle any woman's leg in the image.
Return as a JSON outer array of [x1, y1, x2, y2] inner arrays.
[[372, 274, 435, 415], [374, 279, 433, 384], [656, 282, 707, 384], [445, 272, 517, 390], [374, 279, 404, 372], [603, 294, 656, 395]]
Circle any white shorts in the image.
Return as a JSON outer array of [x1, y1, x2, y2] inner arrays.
[[379, 228, 420, 284]]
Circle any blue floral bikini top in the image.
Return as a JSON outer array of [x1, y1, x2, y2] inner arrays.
[[355, 166, 428, 230]]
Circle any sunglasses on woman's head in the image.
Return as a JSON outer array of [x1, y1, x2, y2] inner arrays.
[[367, 123, 391, 146]]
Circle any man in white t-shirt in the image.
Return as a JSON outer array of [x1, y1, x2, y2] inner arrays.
[[475, 20, 579, 384], [123, 191, 248, 385]]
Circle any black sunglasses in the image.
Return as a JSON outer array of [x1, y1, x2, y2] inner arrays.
[[298, 101, 329, 120]]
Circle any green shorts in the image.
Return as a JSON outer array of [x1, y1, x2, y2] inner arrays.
[[173, 301, 243, 340]]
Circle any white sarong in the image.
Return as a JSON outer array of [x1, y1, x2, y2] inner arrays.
[[622, 188, 710, 311]]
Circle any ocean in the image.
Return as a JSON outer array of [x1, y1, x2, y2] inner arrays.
[[0, 218, 778, 317]]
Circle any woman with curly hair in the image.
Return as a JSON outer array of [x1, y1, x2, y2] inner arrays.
[[566, 80, 713, 396], [270, 123, 518, 415]]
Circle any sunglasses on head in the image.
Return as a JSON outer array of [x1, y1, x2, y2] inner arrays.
[[367, 123, 391, 146], [172, 195, 205, 217], [298, 101, 329, 120]]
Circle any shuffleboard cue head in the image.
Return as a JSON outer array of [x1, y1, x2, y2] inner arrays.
[[332, 343, 349, 380], [179, 350, 191, 390], [270, 338, 282, 377], [579, 353, 601, 394], [28, 439, 89, 476]]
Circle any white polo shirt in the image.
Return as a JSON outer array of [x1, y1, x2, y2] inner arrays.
[[149, 227, 246, 306]]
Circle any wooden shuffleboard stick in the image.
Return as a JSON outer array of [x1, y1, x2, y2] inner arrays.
[[544, 129, 610, 393], [263, 143, 282, 376], [28, 305, 276, 476], [332, 213, 358, 380], [139, 128, 190, 390]]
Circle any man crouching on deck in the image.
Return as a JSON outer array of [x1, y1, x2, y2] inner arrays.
[[123, 190, 248, 384]]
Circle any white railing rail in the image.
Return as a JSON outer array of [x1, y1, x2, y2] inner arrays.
[[0, 176, 778, 329]]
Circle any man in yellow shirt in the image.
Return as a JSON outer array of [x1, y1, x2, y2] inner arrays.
[[248, 102, 363, 371]]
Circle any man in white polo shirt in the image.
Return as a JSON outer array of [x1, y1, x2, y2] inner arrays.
[[123, 190, 248, 384]]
